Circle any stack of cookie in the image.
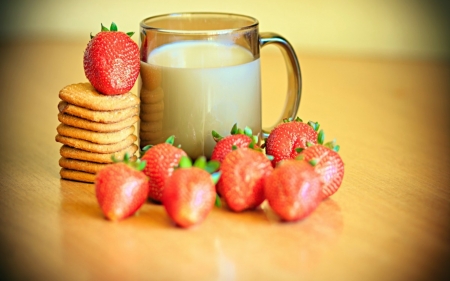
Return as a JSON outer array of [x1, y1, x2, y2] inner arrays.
[[139, 63, 164, 149], [56, 82, 140, 183]]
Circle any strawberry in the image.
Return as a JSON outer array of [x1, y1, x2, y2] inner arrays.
[[264, 159, 323, 221], [84, 22, 140, 95], [141, 136, 187, 203], [95, 153, 148, 221], [264, 117, 319, 167], [211, 124, 259, 163], [163, 156, 220, 228], [296, 130, 344, 199], [217, 147, 273, 212]]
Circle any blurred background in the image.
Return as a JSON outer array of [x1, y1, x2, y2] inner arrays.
[[0, 0, 449, 60]]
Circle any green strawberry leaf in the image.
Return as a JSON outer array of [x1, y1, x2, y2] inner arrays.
[[136, 160, 147, 171], [230, 123, 238, 135], [214, 193, 222, 207], [212, 130, 223, 142], [165, 135, 175, 145], [296, 154, 305, 161], [266, 154, 274, 161], [308, 120, 320, 131], [110, 22, 118, 31], [101, 23, 109, 31], [244, 126, 253, 137], [126, 31, 135, 37], [211, 172, 221, 185], [111, 152, 147, 171], [179, 156, 192, 168], [318, 129, 325, 145], [205, 160, 220, 174], [193, 156, 207, 169]]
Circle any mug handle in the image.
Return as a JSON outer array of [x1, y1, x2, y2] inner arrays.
[[260, 32, 302, 139]]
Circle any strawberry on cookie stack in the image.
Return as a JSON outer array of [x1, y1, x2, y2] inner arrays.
[[56, 23, 141, 183]]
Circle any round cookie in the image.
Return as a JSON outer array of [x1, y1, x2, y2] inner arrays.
[[60, 144, 138, 164], [56, 124, 135, 144], [58, 101, 139, 123], [58, 113, 139, 133], [59, 83, 140, 111], [60, 168, 96, 183], [55, 134, 137, 154], [59, 156, 138, 174], [59, 157, 108, 174]]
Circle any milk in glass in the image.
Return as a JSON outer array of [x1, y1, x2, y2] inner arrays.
[[141, 41, 261, 159]]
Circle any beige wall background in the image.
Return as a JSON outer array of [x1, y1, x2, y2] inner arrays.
[[1, 0, 449, 60]]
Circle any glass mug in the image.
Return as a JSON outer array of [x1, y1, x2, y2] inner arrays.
[[139, 12, 301, 159]]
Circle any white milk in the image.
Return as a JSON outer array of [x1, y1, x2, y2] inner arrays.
[[142, 41, 261, 159]]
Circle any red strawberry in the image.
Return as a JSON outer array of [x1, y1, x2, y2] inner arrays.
[[211, 124, 259, 163], [95, 154, 148, 221], [264, 117, 319, 167], [217, 147, 273, 212], [163, 156, 220, 228], [264, 159, 323, 221], [297, 130, 344, 199], [141, 136, 187, 203], [84, 22, 140, 95]]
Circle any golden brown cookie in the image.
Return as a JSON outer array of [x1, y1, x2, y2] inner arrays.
[[59, 156, 138, 174], [139, 120, 163, 132], [140, 62, 162, 91], [59, 83, 140, 111], [60, 144, 138, 163], [58, 101, 139, 123], [58, 113, 139, 133], [140, 111, 164, 122], [55, 134, 137, 154], [57, 124, 135, 144], [140, 87, 164, 104], [59, 157, 109, 174], [60, 168, 96, 183], [140, 100, 164, 114]]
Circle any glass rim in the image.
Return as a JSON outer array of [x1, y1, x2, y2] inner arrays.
[[140, 12, 259, 34]]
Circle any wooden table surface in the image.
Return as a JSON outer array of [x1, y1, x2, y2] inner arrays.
[[0, 41, 449, 281]]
